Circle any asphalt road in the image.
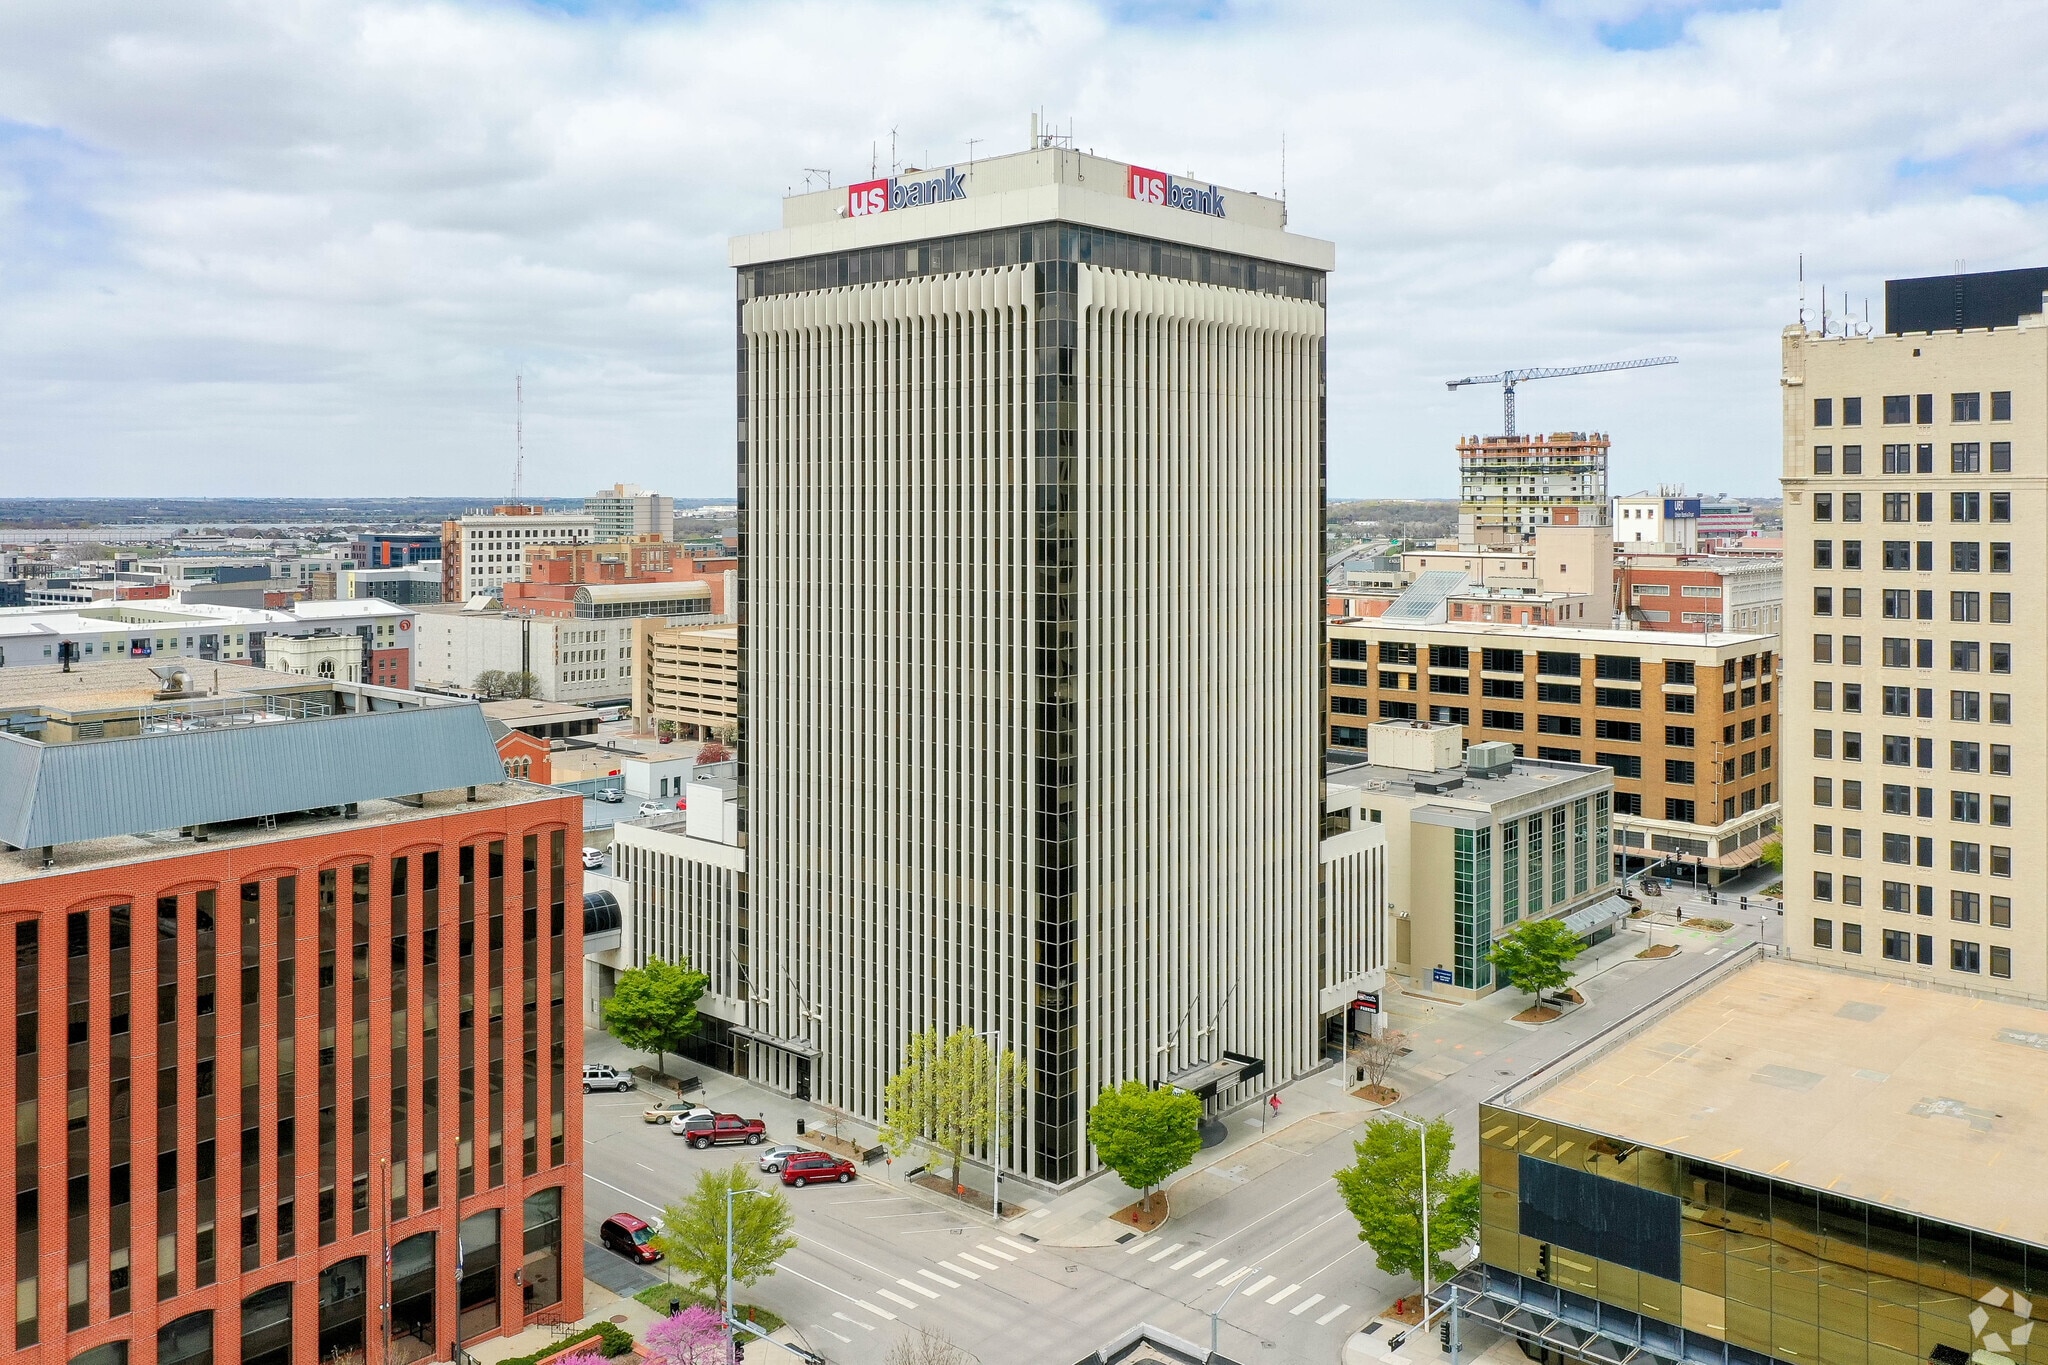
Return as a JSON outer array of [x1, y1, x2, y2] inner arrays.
[[577, 907, 1776, 1365]]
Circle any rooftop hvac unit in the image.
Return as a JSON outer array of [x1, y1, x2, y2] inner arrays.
[[1466, 741, 1515, 779]]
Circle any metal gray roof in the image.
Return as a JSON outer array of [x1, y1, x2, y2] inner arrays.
[[0, 703, 510, 850]]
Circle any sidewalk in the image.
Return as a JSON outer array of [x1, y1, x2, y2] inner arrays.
[[463, 1278, 814, 1365]]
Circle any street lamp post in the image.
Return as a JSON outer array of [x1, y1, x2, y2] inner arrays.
[[1386, 1110, 1433, 1312], [975, 1028, 1005, 1219], [1212, 1264, 1263, 1358], [724, 1185, 765, 1362]]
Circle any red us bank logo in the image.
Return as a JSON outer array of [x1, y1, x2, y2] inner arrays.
[[847, 179, 889, 217], [1127, 165, 1168, 206]]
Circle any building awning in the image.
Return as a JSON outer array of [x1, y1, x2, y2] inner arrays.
[[730, 1026, 821, 1060], [1162, 1051, 1266, 1099], [1559, 895, 1632, 940]]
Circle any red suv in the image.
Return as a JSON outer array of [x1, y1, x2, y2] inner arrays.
[[780, 1152, 855, 1187], [678, 1113, 767, 1149], [599, 1213, 662, 1263]]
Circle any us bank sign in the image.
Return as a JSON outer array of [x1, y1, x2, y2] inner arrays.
[[846, 166, 969, 217], [1126, 164, 1227, 219]]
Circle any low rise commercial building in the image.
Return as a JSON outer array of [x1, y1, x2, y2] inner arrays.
[[0, 599, 415, 687], [1328, 620, 1781, 880], [500, 540, 733, 619], [632, 622, 738, 739], [1463, 954, 2048, 1365], [1329, 721, 1618, 998], [439, 506, 595, 603], [414, 583, 715, 707], [0, 673, 582, 1365]]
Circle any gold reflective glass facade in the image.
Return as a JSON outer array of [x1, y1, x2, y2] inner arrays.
[[1479, 1103, 2048, 1365]]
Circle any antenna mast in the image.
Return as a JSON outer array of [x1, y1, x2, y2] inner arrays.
[[512, 375, 524, 502]]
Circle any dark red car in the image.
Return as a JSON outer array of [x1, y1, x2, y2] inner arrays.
[[780, 1152, 855, 1187], [599, 1213, 661, 1263], [679, 1113, 767, 1149]]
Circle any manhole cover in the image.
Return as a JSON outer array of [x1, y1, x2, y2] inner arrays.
[[610, 1314, 629, 1324]]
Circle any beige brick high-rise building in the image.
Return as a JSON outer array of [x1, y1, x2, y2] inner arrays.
[[1782, 270, 2048, 998]]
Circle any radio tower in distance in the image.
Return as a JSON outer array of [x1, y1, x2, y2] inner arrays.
[[511, 374, 524, 502]]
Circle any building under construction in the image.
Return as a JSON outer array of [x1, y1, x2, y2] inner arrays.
[[1455, 431, 1610, 546]]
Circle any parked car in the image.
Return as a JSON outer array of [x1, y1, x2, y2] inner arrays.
[[645, 1101, 712, 1125], [599, 1213, 662, 1264], [757, 1144, 808, 1174], [582, 1063, 632, 1093], [675, 1113, 767, 1148], [780, 1152, 855, 1187], [636, 801, 667, 818], [593, 788, 624, 804], [582, 847, 605, 870]]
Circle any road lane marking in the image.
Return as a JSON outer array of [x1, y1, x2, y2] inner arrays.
[[1206, 1181, 1329, 1252], [1192, 1258, 1229, 1279], [938, 1260, 981, 1280], [853, 1299, 897, 1321], [976, 1244, 1017, 1262], [957, 1252, 1000, 1270], [876, 1289, 920, 1311], [1171, 1249, 1207, 1270], [831, 1313, 875, 1332], [998, 1237, 1037, 1254], [582, 1172, 664, 1214], [635, 1163, 657, 1173], [1215, 1266, 1251, 1287], [1267, 1283, 1301, 1305], [1316, 1303, 1352, 1327], [1244, 1274, 1276, 1296], [1291, 1293, 1325, 1316], [1243, 1208, 1351, 1270], [1298, 1237, 1369, 1286], [918, 1269, 960, 1289], [1123, 1237, 1156, 1256], [1147, 1242, 1185, 1263], [896, 1278, 942, 1299], [812, 1324, 853, 1344]]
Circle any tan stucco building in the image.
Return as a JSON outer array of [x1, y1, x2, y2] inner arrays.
[[631, 621, 737, 740], [1782, 276, 2048, 998]]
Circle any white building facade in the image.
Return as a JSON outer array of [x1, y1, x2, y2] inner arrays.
[[446, 509, 596, 601], [584, 484, 676, 542], [732, 146, 1339, 1184]]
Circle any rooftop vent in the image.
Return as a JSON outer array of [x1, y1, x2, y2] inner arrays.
[[1413, 774, 1464, 795], [1466, 741, 1515, 779]]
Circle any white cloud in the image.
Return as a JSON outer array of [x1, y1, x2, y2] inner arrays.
[[1, 0, 2046, 498]]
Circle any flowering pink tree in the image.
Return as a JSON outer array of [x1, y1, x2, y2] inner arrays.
[[547, 1353, 612, 1365], [645, 1305, 730, 1365]]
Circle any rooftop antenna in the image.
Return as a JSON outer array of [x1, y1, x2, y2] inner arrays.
[[802, 167, 832, 191], [966, 136, 981, 167], [511, 375, 524, 502], [889, 126, 898, 176], [869, 141, 878, 178], [1821, 284, 1828, 338], [1280, 131, 1287, 201], [1798, 253, 1806, 331]]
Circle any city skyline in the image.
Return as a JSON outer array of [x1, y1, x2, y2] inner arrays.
[[4, 1, 2047, 499]]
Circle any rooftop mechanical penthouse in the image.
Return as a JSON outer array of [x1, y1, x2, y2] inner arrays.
[[730, 142, 1340, 1185], [0, 674, 584, 1365]]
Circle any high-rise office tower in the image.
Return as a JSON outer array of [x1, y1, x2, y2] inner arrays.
[[729, 146, 1335, 1182], [1783, 265, 2048, 999]]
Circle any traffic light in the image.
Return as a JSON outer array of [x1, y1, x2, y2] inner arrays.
[[1537, 1242, 1552, 1283], [1440, 1318, 1452, 1353], [733, 1343, 745, 1362]]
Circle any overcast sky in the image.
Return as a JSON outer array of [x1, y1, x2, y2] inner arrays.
[[2, 0, 2045, 501]]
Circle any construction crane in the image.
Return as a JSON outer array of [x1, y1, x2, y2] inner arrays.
[[1446, 356, 1677, 437]]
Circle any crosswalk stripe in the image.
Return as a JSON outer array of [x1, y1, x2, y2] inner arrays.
[[998, 1237, 1037, 1255], [853, 1299, 897, 1321], [1316, 1303, 1352, 1327], [976, 1244, 1017, 1262], [876, 1289, 920, 1311], [1267, 1283, 1301, 1305], [1171, 1249, 1208, 1270], [958, 1253, 1000, 1270], [1122, 1237, 1156, 1256], [1215, 1266, 1251, 1287], [917, 1269, 960, 1289], [1244, 1274, 1276, 1296], [1147, 1242, 1185, 1263], [832, 1312, 875, 1332], [898, 1278, 942, 1299], [1191, 1258, 1229, 1280], [937, 1260, 980, 1280], [1291, 1293, 1325, 1317]]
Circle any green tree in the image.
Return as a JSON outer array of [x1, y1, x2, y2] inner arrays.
[[1487, 917, 1585, 999], [1757, 836, 1783, 873], [474, 668, 508, 698], [1085, 1080, 1203, 1214], [652, 1164, 797, 1307], [1333, 1114, 1480, 1286], [602, 956, 709, 1076], [880, 1028, 1025, 1191]]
